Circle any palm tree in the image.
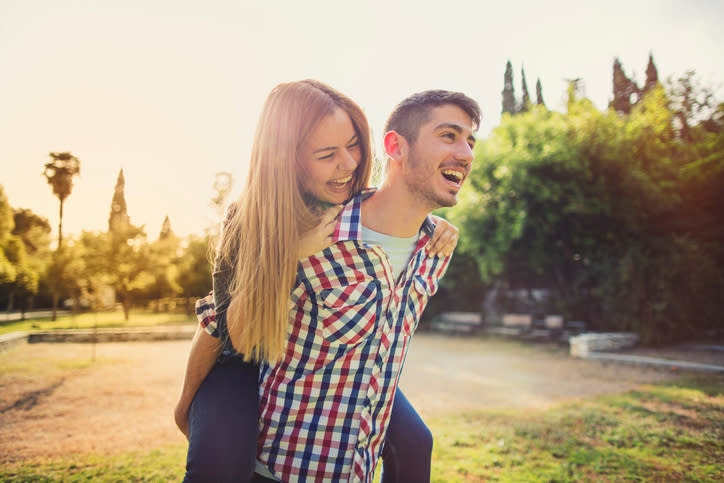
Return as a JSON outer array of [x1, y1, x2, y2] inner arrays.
[[43, 152, 81, 319], [43, 152, 81, 250]]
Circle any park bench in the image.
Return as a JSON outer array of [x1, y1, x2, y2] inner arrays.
[[430, 312, 483, 334]]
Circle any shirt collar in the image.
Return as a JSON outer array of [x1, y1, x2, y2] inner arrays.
[[333, 188, 436, 243]]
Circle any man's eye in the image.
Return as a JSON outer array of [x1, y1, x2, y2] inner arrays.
[[443, 132, 455, 140]]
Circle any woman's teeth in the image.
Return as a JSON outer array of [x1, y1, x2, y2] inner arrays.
[[330, 175, 352, 186]]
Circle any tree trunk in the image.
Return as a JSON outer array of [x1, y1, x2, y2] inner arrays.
[[52, 292, 58, 321], [58, 198, 64, 250]]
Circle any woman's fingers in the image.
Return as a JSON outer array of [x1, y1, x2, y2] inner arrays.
[[428, 217, 459, 258]]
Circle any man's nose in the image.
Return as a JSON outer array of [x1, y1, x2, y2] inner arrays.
[[457, 141, 474, 164]]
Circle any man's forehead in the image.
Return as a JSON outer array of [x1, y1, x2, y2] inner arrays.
[[425, 104, 476, 133]]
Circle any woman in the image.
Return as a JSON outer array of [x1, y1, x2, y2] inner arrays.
[[176, 79, 457, 482]]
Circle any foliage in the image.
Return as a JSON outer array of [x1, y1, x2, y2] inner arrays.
[[175, 234, 213, 300], [611, 58, 640, 115], [519, 68, 530, 113], [0, 185, 20, 285], [42, 152, 80, 249], [449, 76, 724, 343], [535, 78, 545, 107], [502, 60, 516, 115]]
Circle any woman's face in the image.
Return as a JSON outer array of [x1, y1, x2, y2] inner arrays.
[[297, 108, 361, 206]]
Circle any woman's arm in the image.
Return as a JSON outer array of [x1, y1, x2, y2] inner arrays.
[[174, 324, 222, 439]]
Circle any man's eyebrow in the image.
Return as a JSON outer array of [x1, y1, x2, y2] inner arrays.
[[312, 134, 358, 154], [435, 123, 476, 143]]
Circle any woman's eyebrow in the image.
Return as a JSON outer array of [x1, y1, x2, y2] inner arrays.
[[312, 145, 337, 154], [313, 134, 358, 154]]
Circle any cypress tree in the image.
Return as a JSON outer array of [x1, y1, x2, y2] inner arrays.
[[536, 78, 545, 106], [108, 169, 130, 232], [502, 60, 516, 115], [611, 58, 639, 115], [159, 215, 174, 240], [643, 53, 659, 95], [519, 67, 531, 113]]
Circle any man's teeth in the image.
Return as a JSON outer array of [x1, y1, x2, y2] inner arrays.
[[441, 169, 463, 183]]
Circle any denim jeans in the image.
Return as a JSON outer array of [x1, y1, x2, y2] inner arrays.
[[183, 358, 432, 483]]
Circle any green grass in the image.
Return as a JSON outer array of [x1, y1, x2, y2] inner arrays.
[[0, 446, 187, 482], [2, 374, 722, 482], [0, 310, 195, 336], [427, 373, 724, 482]]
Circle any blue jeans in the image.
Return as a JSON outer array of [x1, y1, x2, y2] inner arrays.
[[183, 358, 432, 483]]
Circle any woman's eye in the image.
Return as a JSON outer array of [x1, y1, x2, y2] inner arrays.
[[443, 132, 455, 140], [318, 152, 334, 160]]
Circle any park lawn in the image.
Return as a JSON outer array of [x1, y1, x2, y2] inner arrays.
[[0, 310, 195, 336], [2, 374, 722, 482]]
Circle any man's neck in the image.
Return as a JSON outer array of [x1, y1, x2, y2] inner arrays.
[[361, 180, 433, 238]]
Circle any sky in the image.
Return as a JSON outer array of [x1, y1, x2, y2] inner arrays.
[[1, 0, 723, 241]]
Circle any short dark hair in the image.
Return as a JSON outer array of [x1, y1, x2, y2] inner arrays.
[[384, 90, 481, 144]]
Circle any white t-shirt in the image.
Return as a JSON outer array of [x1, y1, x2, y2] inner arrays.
[[361, 225, 420, 281]]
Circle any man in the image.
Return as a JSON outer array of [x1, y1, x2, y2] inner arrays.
[[181, 90, 480, 482]]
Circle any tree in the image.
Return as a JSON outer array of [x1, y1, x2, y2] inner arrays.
[[176, 234, 212, 314], [667, 70, 717, 141], [519, 67, 531, 113], [211, 172, 233, 218], [109, 169, 130, 232], [106, 169, 152, 320], [643, 53, 659, 95], [43, 152, 80, 250], [536, 78, 545, 107], [142, 215, 182, 310], [9, 208, 51, 318], [42, 151, 80, 320], [611, 58, 640, 115], [501, 61, 516, 115], [447, 81, 722, 344], [0, 186, 17, 287]]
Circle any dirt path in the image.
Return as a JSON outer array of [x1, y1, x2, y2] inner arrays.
[[0, 333, 717, 464]]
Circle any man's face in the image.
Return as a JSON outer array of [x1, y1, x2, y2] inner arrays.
[[402, 104, 476, 209]]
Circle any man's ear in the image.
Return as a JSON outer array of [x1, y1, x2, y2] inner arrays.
[[383, 130, 408, 162]]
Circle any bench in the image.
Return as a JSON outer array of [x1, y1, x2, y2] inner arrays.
[[430, 312, 483, 334], [569, 332, 639, 358]]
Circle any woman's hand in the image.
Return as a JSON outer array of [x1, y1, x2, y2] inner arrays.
[[427, 215, 459, 258], [298, 205, 343, 259]]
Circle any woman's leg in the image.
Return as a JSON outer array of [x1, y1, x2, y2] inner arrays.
[[380, 389, 433, 483], [183, 357, 260, 483]]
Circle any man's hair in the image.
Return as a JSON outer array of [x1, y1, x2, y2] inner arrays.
[[384, 90, 481, 145]]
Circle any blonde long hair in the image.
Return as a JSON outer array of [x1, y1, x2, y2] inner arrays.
[[218, 80, 372, 362]]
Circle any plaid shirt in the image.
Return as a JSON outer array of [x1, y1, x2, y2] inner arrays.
[[197, 189, 451, 482]]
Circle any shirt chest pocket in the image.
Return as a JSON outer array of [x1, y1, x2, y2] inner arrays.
[[402, 275, 439, 334], [318, 280, 380, 346]]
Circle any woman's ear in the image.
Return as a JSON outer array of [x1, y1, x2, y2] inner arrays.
[[383, 130, 408, 162]]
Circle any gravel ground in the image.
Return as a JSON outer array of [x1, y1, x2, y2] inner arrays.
[[1, 332, 720, 464]]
